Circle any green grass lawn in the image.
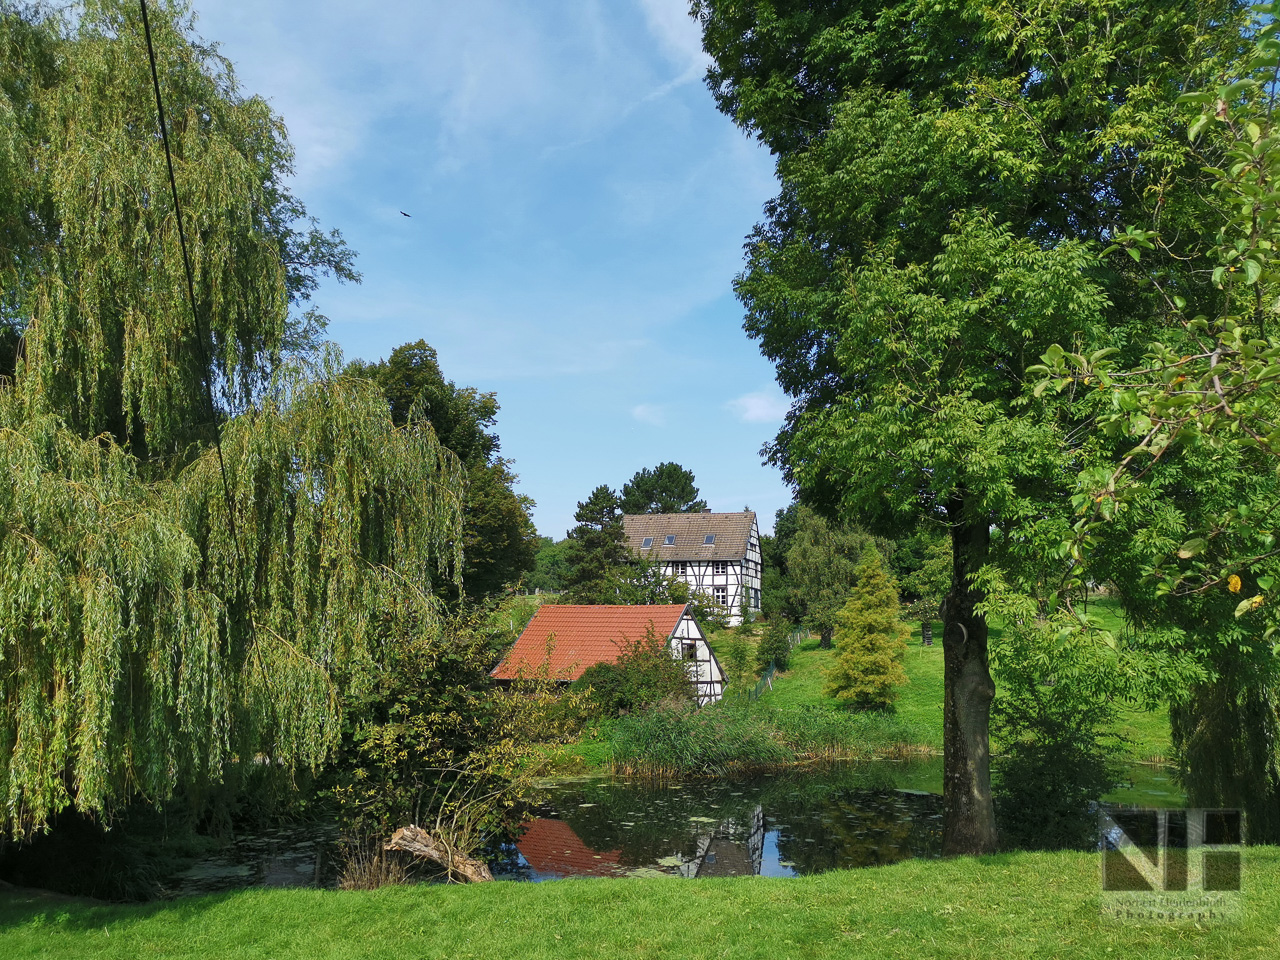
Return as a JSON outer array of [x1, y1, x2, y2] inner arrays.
[[747, 608, 1170, 768], [3, 848, 1277, 959], [753, 625, 945, 751]]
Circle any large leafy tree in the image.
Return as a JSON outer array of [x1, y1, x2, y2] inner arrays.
[[1031, 11, 1280, 839], [350, 340, 538, 601], [619, 462, 708, 514], [693, 0, 1252, 853], [0, 2, 462, 837]]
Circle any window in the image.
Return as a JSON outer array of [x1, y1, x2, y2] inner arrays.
[[713, 561, 728, 576], [704, 534, 715, 545], [664, 535, 676, 546], [641, 536, 653, 549], [670, 561, 688, 576], [713, 586, 727, 606], [752, 588, 761, 610], [682, 642, 697, 661]]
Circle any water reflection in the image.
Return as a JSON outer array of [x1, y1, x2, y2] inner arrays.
[[488, 760, 947, 881]]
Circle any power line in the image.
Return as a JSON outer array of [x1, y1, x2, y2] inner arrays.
[[138, 0, 244, 567]]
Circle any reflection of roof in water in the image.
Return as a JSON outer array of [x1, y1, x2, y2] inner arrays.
[[516, 819, 622, 878]]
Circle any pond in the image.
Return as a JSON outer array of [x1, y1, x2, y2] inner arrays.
[[487, 759, 946, 880], [483, 756, 1183, 882], [5, 757, 1178, 898]]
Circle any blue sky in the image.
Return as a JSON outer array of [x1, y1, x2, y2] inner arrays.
[[193, 0, 792, 538]]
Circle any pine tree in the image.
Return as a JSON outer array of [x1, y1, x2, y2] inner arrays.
[[824, 548, 908, 710]]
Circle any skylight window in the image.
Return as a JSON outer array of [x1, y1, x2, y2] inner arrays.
[[664, 535, 676, 545], [704, 534, 716, 545], [641, 537, 653, 548]]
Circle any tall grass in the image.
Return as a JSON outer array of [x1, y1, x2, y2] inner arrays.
[[609, 699, 929, 778], [610, 700, 792, 777]]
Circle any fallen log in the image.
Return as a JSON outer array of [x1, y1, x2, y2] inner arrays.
[[384, 825, 494, 883]]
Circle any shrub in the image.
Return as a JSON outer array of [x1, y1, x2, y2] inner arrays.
[[570, 624, 694, 716], [755, 615, 795, 673], [823, 547, 909, 709], [991, 623, 1124, 851]]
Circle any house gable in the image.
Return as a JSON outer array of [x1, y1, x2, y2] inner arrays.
[[490, 603, 722, 704]]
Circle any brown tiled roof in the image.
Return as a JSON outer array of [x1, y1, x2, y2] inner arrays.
[[490, 604, 687, 681], [516, 818, 622, 878], [622, 511, 756, 562]]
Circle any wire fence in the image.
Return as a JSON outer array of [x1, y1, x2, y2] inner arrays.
[[746, 626, 808, 702]]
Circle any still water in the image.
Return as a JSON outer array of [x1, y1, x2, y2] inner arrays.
[[487, 760, 946, 881], [162, 757, 1182, 894]]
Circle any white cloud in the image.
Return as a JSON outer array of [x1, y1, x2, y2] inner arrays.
[[631, 403, 667, 426], [637, 0, 710, 75], [726, 389, 789, 424]]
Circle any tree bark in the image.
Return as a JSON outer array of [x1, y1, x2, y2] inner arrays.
[[385, 825, 494, 882], [941, 494, 998, 855]]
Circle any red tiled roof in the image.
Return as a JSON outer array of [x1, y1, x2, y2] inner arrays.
[[490, 604, 687, 681], [516, 818, 622, 878]]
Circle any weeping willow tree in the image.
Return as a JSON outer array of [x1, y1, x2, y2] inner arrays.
[[0, 2, 463, 837]]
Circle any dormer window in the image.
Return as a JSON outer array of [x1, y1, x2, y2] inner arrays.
[[704, 534, 715, 545], [641, 537, 653, 549], [664, 535, 676, 545]]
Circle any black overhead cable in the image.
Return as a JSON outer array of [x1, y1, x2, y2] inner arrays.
[[138, 0, 243, 564]]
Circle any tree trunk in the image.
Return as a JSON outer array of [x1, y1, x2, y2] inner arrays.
[[941, 495, 998, 855], [385, 825, 494, 882]]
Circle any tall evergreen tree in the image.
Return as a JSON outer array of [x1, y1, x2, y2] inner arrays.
[[619, 462, 708, 514], [825, 547, 909, 710], [563, 485, 628, 602]]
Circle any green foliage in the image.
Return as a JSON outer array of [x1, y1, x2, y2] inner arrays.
[[991, 623, 1125, 851], [0, 361, 464, 838], [609, 700, 792, 778], [755, 615, 794, 673], [570, 624, 694, 717], [332, 602, 588, 852], [892, 527, 950, 614], [784, 505, 877, 646], [721, 630, 756, 695], [618, 462, 707, 514], [526, 537, 570, 593], [0, 4, 464, 837], [562, 484, 629, 602], [0, 1, 358, 453], [1171, 663, 1280, 844], [824, 548, 909, 710], [350, 341, 537, 601]]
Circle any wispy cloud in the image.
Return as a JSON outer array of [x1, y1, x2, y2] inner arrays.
[[726, 389, 789, 424], [631, 403, 667, 426]]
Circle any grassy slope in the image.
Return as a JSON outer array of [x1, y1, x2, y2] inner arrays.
[[747, 598, 1171, 765], [3, 849, 1278, 959]]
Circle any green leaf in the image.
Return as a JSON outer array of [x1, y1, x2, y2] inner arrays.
[[1177, 538, 1208, 559]]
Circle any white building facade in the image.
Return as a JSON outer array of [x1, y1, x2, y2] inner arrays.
[[622, 511, 762, 626]]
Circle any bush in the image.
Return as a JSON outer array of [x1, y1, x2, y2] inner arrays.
[[755, 615, 795, 673], [570, 624, 694, 716], [991, 624, 1124, 851], [823, 547, 909, 709]]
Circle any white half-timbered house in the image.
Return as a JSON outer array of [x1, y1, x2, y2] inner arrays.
[[622, 511, 762, 626]]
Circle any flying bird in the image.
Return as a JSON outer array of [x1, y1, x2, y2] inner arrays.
[[400, 210, 411, 217]]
